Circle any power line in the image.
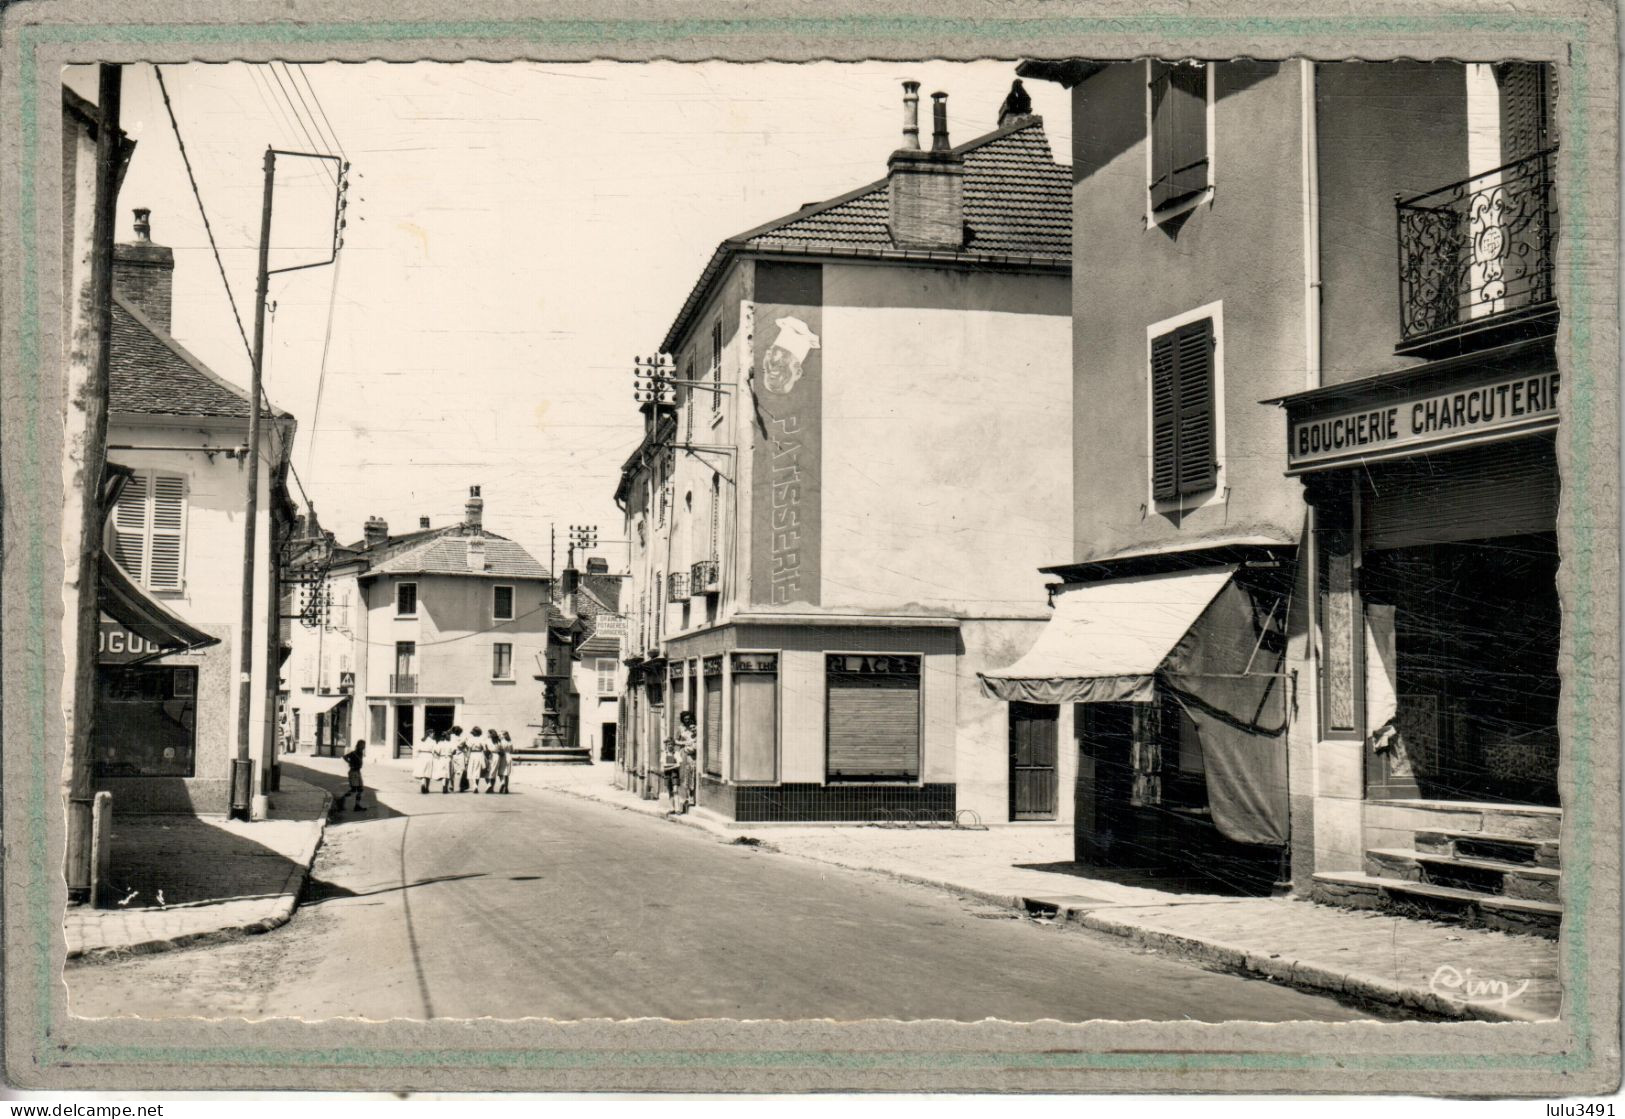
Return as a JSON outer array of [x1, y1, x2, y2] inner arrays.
[[293, 63, 347, 159], [246, 63, 302, 152], [265, 63, 336, 184], [278, 61, 343, 163], [303, 248, 345, 482]]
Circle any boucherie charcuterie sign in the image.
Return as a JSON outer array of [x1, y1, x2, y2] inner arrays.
[[1286, 369, 1559, 472]]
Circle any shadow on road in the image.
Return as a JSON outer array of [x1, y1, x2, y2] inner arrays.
[[1014, 861, 1270, 897], [302, 871, 488, 905], [280, 757, 406, 822]]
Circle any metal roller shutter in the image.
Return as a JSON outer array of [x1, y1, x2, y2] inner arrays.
[[826, 658, 921, 780], [1361, 437, 1557, 551], [703, 661, 723, 777]]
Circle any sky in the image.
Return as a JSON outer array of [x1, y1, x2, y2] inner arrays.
[[65, 61, 1071, 574]]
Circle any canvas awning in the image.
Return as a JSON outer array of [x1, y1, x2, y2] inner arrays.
[[97, 551, 219, 665], [978, 567, 1236, 704], [288, 692, 351, 716]]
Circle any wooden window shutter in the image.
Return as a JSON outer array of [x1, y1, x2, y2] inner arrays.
[[1495, 62, 1552, 165], [1148, 65, 1175, 209], [112, 472, 150, 583], [147, 475, 187, 590], [1174, 319, 1216, 495], [1150, 332, 1180, 500], [1167, 64, 1210, 201]]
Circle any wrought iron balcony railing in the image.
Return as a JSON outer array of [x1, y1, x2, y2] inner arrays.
[[1396, 147, 1557, 346], [691, 558, 720, 594], [389, 673, 418, 694], [666, 572, 690, 602]]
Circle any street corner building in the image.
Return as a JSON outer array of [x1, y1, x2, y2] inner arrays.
[[282, 487, 574, 761], [85, 194, 297, 816], [985, 57, 1563, 930], [614, 83, 1075, 825]]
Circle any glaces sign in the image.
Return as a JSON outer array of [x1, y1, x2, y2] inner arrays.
[[1287, 370, 1559, 472]]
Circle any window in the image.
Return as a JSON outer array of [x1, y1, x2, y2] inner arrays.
[[731, 652, 778, 783], [493, 643, 513, 680], [1149, 314, 1219, 502], [710, 319, 723, 413], [1147, 60, 1212, 218], [395, 642, 416, 676], [396, 582, 417, 616], [110, 470, 187, 591], [702, 655, 724, 777], [825, 653, 922, 781], [709, 474, 720, 561], [683, 356, 696, 441], [493, 584, 514, 621], [92, 666, 197, 777], [596, 658, 617, 695]]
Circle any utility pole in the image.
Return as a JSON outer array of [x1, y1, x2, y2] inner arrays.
[[231, 147, 348, 821], [65, 64, 123, 899]]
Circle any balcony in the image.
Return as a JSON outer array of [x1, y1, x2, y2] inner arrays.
[[691, 558, 720, 595], [666, 572, 690, 602], [389, 673, 418, 694], [1396, 148, 1557, 357]]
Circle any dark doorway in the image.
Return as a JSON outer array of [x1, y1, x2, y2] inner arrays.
[[394, 704, 415, 759], [1074, 703, 1136, 864], [601, 722, 617, 762], [424, 705, 455, 740], [1009, 702, 1058, 820]]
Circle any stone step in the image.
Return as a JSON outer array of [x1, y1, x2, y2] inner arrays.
[[514, 748, 593, 765], [1366, 848, 1561, 904], [1413, 829, 1560, 868], [1312, 871, 1560, 939]]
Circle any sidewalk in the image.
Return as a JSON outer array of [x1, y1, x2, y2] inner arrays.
[[65, 774, 331, 962], [513, 760, 1561, 1023]]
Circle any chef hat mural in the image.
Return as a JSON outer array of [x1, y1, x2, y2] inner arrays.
[[763, 315, 821, 395]]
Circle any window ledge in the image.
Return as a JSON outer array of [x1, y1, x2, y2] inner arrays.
[[491, 677, 516, 685], [1151, 483, 1225, 517], [1146, 185, 1214, 229]]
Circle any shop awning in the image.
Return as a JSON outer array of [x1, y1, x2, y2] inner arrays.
[[288, 692, 351, 716], [97, 552, 219, 665], [978, 567, 1236, 704]]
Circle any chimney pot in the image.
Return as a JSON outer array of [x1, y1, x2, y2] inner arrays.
[[363, 515, 389, 548], [464, 486, 484, 532], [114, 207, 175, 331], [419, 516, 431, 530], [900, 80, 922, 151], [133, 208, 152, 241], [930, 91, 951, 152]]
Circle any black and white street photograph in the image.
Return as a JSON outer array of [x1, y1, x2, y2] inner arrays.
[[6, 3, 1619, 1097]]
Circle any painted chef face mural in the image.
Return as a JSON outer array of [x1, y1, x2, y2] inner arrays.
[[762, 315, 821, 395]]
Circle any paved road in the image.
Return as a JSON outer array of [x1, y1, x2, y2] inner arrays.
[[69, 760, 1374, 1022]]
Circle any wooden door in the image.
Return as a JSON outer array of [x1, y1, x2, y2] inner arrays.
[[1009, 702, 1059, 820]]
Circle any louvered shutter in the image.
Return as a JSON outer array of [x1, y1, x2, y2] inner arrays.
[[112, 472, 150, 582], [1150, 332, 1180, 499], [1174, 320, 1216, 495], [826, 655, 921, 779], [147, 475, 186, 590], [1167, 63, 1209, 201], [703, 667, 723, 776], [1149, 67, 1175, 209], [1496, 62, 1551, 165]]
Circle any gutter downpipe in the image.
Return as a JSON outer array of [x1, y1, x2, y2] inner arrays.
[[1291, 57, 1323, 892]]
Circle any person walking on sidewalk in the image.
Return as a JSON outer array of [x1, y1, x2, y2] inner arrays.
[[466, 727, 490, 792], [674, 712, 699, 814], [341, 740, 367, 811], [433, 728, 457, 793]]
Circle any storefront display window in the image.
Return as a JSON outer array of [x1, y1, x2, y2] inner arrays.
[[731, 652, 778, 784], [93, 665, 198, 778], [826, 653, 921, 781]]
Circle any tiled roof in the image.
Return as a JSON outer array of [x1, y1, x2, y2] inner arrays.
[[109, 294, 284, 420], [746, 120, 1070, 260], [578, 633, 623, 657], [368, 534, 550, 580], [660, 117, 1070, 353]]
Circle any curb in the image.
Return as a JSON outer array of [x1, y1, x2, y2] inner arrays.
[[1063, 906, 1542, 1024], [67, 790, 333, 965]]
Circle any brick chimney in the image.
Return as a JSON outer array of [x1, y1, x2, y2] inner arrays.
[[464, 485, 483, 533], [586, 557, 609, 575], [465, 535, 487, 572], [887, 85, 965, 251], [363, 516, 388, 548], [113, 208, 175, 331], [419, 515, 431, 530]]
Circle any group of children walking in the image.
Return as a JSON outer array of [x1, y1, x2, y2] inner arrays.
[[411, 726, 516, 795]]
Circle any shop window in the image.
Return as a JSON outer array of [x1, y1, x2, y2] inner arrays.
[[493, 584, 514, 621], [732, 652, 778, 784], [93, 666, 197, 777], [493, 643, 513, 680], [702, 655, 724, 778], [826, 653, 921, 782], [1149, 315, 1218, 501], [370, 705, 387, 745], [1148, 60, 1212, 217], [110, 470, 188, 591], [396, 582, 417, 617]]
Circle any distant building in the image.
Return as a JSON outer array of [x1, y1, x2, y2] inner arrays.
[[97, 206, 298, 815], [615, 81, 1073, 824], [284, 488, 562, 758], [569, 557, 628, 762]]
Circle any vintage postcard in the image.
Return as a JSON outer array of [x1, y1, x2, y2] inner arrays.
[[1, 0, 1618, 1099]]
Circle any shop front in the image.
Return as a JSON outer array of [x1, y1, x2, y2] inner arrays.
[[980, 549, 1295, 893], [1270, 337, 1563, 932]]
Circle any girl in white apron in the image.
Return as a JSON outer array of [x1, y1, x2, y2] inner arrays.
[[413, 729, 437, 793]]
